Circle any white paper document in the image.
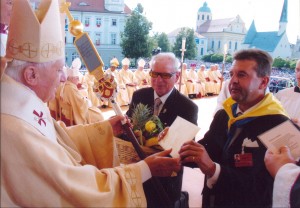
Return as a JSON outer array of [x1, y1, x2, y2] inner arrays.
[[158, 116, 200, 158], [257, 120, 300, 158]]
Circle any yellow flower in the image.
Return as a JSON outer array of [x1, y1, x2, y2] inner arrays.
[[145, 120, 156, 132]]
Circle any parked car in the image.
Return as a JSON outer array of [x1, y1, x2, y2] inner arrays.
[[269, 76, 294, 93]]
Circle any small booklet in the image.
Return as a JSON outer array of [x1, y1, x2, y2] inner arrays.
[[257, 120, 300, 158], [159, 116, 200, 158]]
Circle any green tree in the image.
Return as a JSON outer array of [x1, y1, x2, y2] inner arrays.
[[273, 57, 286, 68], [172, 27, 197, 60], [211, 54, 223, 63], [157, 32, 171, 52], [120, 3, 152, 62]]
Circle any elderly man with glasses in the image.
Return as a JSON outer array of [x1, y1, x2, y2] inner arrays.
[[126, 52, 198, 208]]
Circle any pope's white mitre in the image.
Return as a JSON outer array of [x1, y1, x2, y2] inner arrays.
[[6, 0, 65, 63]]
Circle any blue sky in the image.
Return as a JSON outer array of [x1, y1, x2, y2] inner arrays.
[[125, 0, 300, 44]]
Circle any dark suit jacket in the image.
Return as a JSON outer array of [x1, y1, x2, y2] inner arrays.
[[197, 109, 293, 208], [291, 172, 300, 208], [126, 87, 198, 207], [127, 87, 198, 126]]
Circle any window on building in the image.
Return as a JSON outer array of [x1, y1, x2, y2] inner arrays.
[[84, 17, 90, 27], [202, 15, 204, 20], [211, 41, 214, 49], [235, 42, 238, 50], [201, 40, 204, 44], [207, 15, 209, 20], [95, 32, 101, 46], [218, 41, 221, 49], [111, 33, 117, 45], [229, 41, 232, 49], [198, 15, 199, 20], [112, 19, 117, 26], [96, 18, 101, 27], [72, 52, 78, 61], [201, 48, 204, 55]]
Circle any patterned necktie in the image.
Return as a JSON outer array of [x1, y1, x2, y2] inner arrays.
[[154, 98, 162, 116]]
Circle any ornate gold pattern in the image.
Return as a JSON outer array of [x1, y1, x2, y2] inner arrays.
[[124, 166, 143, 207], [7, 39, 63, 59]]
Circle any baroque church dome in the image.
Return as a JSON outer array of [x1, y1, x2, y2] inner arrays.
[[198, 2, 211, 13]]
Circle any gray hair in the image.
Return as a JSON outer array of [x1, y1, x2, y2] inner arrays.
[[5, 59, 58, 83], [149, 52, 180, 72]]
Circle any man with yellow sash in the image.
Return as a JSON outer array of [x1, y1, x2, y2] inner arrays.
[[1, 0, 181, 207], [179, 49, 297, 207]]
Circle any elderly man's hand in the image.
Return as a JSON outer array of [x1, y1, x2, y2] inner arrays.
[[144, 149, 181, 177], [264, 146, 295, 178], [179, 140, 216, 178], [108, 115, 128, 136]]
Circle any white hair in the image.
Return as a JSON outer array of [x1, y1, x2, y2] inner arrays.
[[149, 52, 180, 72], [5, 59, 58, 83]]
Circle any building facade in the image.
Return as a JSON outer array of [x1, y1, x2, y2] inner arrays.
[[30, 0, 131, 68], [196, 2, 247, 56], [241, 0, 293, 59]]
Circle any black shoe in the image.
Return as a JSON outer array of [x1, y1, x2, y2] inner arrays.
[[101, 104, 107, 108]]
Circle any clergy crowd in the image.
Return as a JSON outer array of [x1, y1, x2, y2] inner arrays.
[[1, 0, 299, 208]]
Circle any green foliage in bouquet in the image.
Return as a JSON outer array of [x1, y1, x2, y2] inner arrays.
[[131, 103, 164, 147]]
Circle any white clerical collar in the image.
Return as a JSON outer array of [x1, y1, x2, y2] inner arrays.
[[1, 74, 57, 143], [154, 88, 174, 104]]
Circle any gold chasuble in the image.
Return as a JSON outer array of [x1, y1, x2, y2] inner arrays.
[[1, 75, 146, 207]]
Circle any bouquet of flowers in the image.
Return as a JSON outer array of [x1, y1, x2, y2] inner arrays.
[[131, 103, 164, 150]]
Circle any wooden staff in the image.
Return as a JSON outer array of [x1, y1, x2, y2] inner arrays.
[[111, 100, 172, 207], [61, 2, 172, 206]]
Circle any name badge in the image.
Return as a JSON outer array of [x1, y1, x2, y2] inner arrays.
[[234, 153, 253, 167]]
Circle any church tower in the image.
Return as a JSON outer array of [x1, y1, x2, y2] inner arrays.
[[196, 2, 212, 32], [278, 0, 288, 36]]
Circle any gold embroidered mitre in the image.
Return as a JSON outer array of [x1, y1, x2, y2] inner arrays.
[[6, 0, 65, 63]]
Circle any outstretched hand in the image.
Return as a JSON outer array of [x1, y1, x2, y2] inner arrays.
[[179, 140, 216, 177], [144, 149, 181, 177], [108, 115, 127, 136], [264, 146, 295, 178]]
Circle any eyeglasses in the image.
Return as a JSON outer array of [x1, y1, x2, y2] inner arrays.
[[149, 70, 176, 79]]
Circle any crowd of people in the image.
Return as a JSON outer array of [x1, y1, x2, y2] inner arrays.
[[1, 0, 299, 208]]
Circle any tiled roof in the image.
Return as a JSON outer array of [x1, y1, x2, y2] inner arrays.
[[30, 0, 131, 14], [249, 32, 282, 52], [243, 20, 257, 44], [69, 0, 131, 14], [198, 17, 235, 33]]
